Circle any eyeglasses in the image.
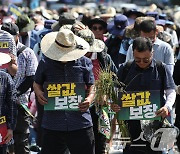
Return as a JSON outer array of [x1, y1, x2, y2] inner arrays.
[[134, 57, 151, 63], [92, 26, 103, 31]]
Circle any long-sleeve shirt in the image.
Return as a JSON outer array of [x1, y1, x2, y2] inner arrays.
[[125, 38, 174, 75], [0, 71, 17, 130]]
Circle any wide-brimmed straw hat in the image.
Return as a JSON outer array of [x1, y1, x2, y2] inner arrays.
[[0, 52, 11, 66], [41, 29, 90, 61], [77, 29, 105, 52]]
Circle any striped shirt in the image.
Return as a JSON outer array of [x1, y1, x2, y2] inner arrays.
[[0, 30, 17, 56]]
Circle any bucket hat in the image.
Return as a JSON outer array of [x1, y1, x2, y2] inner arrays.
[[77, 29, 105, 52], [41, 29, 90, 61], [44, 20, 57, 29], [16, 14, 35, 32], [107, 14, 129, 36], [146, 11, 159, 20], [124, 9, 145, 18], [87, 18, 107, 30], [51, 12, 76, 32], [71, 21, 87, 35], [155, 19, 166, 26]]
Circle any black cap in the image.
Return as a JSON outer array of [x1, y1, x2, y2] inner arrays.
[[1, 22, 19, 35]]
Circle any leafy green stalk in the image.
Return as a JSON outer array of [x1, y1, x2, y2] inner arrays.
[[94, 67, 130, 138]]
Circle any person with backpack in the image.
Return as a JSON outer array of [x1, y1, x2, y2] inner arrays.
[[1, 22, 38, 154], [126, 19, 174, 75], [111, 37, 176, 154]]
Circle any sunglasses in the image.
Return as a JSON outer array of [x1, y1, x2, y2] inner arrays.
[[134, 58, 151, 63], [92, 26, 103, 31]]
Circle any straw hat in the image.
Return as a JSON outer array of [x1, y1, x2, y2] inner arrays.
[[41, 29, 90, 61], [77, 29, 105, 52], [51, 12, 76, 32], [0, 52, 11, 66], [100, 7, 116, 18], [125, 16, 155, 39]]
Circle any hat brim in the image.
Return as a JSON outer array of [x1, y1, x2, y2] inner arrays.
[[0, 53, 11, 65], [41, 32, 90, 61], [59, 25, 73, 31], [100, 13, 115, 18], [90, 39, 105, 53], [107, 21, 125, 36], [125, 11, 145, 18], [88, 18, 107, 29], [20, 20, 35, 32], [51, 19, 76, 32], [125, 24, 139, 39], [155, 19, 166, 26]]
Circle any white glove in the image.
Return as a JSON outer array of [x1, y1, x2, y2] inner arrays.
[[175, 85, 180, 95]]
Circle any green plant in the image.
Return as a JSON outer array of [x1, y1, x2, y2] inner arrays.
[[94, 67, 129, 138], [94, 68, 124, 106]]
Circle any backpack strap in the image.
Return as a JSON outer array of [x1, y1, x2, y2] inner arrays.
[[121, 60, 165, 84], [156, 61, 166, 107], [156, 61, 165, 81], [37, 43, 41, 55], [121, 60, 133, 83], [17, 45, 27, 57], [156, 61, 165, 91]]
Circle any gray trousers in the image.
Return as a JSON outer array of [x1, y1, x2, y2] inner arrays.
[[8, 105, 30, 154]]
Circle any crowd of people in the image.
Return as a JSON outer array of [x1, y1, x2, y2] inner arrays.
[[0, 2, 180, 154]]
